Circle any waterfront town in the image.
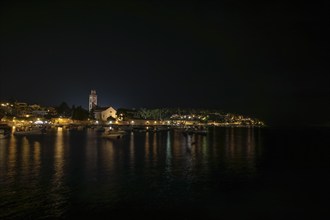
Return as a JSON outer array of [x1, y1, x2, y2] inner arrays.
[[0, 90, 264, 135]]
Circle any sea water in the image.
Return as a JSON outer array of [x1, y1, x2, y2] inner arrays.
[[0, 127, 329, 219]]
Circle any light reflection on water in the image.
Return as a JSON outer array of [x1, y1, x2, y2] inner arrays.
[[47, 127, 67, 218], [33, 141, 41, 180], [165, 131, 172, 175], [7, 137, 17, 182], [129, 132, 135, 171], [0, 127, 264, 219], [224, 127, 257, 177]]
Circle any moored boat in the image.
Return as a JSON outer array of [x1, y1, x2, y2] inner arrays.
[[0, 123, 12, 139], [182, 126, 208, 136], [14, 126, 46, 136], [101, 128, 127, 139], [0, 130, 10, 139]]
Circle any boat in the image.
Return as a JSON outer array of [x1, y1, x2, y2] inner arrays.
[[182, 126, 208, 136], [14, 126, 46, 136], [95, 126, 105, 132], [0, 129, 10, 139], [155, 126, 172, 132], [0, 123, 12, 139], [101, 128, 127, 139]]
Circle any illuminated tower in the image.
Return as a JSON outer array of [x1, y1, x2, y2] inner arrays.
[[89, 90, 97, 112]]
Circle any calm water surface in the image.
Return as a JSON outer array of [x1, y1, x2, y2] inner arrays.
[[1, 127, 329, 219]]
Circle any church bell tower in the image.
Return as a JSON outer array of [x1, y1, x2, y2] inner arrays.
[[89, 90, 97, 112]]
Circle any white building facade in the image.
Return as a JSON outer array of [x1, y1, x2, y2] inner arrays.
[[94, 107, 117, 122], [101, 107, 117, 121]]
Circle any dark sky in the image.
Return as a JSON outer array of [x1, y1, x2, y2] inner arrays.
[[0, 0, 329, 126]]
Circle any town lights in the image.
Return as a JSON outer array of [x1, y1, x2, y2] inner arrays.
[[34, 120, 44, 125]]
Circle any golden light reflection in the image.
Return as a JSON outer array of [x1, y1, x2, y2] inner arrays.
[[21, 137, 30, 179], [245, 127, 256, 174], [33, 141, 41, 178], [100, 137, 115, 172], [225, 127, 235, 158], [54, 127, 64, 185], [165, 131, 172, 175], [0, 138, 9, 175], [47, 127, 68, 218], [211, 127, 219, 158], [7, 136, 18, 180], [186, 134, 193, 152], [145, 132, 150, 166], [201, 135, 208, 160], [224, 128, 257, 176], [247, 128, 253, 156], [165, 131, 173, 191], [173, 130, 182, 158], [129, 132, 135, 170], [183, 134, 194, 184], [152, 132, 158, 163], [85, 129, 97, 180]]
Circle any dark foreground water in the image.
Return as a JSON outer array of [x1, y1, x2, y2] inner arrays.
[[1, 127, 329, 219]]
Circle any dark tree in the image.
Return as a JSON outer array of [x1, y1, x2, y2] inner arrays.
[[56, 102, 71, 117], [72, 106, 89, 121], [116, 108, 138, 120]]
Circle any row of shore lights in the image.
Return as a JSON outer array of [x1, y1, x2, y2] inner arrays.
[[129, 121, 172, 125]]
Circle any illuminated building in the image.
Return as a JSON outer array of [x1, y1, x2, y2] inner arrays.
[[89, 90, 97, 112], [93, 106, 117, 122]]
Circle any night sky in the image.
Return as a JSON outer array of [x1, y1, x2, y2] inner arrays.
[[0, 0, 329, 126]]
